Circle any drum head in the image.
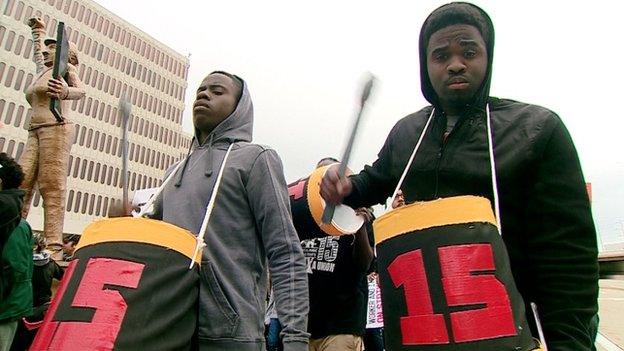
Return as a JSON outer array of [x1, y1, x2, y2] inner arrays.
[[331, 203, 364, 234], [307, 164, 364, 235]]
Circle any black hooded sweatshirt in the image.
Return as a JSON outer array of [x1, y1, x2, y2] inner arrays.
[[344, 3, 599, 350]]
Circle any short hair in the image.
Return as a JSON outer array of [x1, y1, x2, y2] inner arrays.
[[63, 234, 80, 246], [421, 2, 492, 52], [316, 157, 339, 168], [210, 71, 243, 102], [0, 152, 24, 190]]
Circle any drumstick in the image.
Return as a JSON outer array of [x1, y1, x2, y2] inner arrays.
[[321, 74, 376, 224], [119, 93, 132, 215]]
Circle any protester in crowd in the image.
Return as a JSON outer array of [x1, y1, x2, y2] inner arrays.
[[297, 158, 373, 351], [148, 71, 308, 350], [61, 234, 79, 262], [320, 3, 598, 350], [0, 153, 33, 351], [9, 232, 64, 351], [390, 190, 404, 210]]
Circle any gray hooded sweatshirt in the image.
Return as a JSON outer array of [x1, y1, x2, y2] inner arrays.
[[153, 79, 309, 350]]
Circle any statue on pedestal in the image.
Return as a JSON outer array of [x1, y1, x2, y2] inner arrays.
[[19, 17, 85, 259]]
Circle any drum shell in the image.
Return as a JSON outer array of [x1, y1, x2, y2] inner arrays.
[[30, 217, 200, 351], [373, 196, 535, 351]]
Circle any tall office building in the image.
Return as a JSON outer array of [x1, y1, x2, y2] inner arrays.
[[1, 0, 192, 235]]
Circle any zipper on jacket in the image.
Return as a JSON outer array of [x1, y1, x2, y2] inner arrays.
[[433, 111, 473, 198]]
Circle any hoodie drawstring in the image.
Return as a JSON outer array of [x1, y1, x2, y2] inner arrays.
[[174, 135, 196, 188]]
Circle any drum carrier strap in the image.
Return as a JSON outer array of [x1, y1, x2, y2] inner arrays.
[[389, 105, 502, 234]]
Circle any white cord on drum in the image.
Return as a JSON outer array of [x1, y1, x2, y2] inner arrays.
[[485, 104, 502, 234], [189, 143, 234, 269], [390, 108, 435, 204]]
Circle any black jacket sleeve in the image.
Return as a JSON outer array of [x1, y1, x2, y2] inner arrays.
[[525, 119, 599, 351], [345, 124, 400, 209]]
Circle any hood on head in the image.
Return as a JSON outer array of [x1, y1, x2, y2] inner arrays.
[[174, 75, 253, 187], [192, 75, 254, 148], [419, 2, 495, 110]]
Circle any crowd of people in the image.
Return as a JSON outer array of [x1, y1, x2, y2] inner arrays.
[[0, 2, 599, 351]]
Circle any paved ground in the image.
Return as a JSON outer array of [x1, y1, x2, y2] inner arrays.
[[596, 279, 624, 351]]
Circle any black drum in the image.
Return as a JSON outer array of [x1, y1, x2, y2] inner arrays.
[[373, 196, 536, 351], [30, 217, 200, 351]]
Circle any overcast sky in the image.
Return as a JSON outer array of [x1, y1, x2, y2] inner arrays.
[[95, 0, 623, 246]]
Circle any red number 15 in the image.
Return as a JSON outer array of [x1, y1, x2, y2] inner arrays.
[[387, 244, 517, 345]]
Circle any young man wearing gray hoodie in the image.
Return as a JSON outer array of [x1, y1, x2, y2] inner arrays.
[[152, 71, 309, 351]]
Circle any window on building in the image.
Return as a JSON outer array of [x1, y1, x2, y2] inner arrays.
[[86, 160, 94, 181], [81, 192, 88, 214], [106, 166, 112, 185], [6, 140, 15, 158], [22, 38, 32, 59], [100, 165, 106, 184], [92, 131, 99, 150], [48, 19, 57, 37], [102, 197, 109, 217], [13, 34, 23, 56], [4, 102, 15, 124], [94, 162, 100, 183], [72, 157, 80, 177], [15, 142, 24, 160], [74, 191, 82, 213], [13, 105, 23, 128], [79, 126, 86, 146], [113, 168, 119, 187], [98, 101, 105, 121], [22, 73, 33, 93], [80, 158, 87, 179], [66, 190, 74, 211], [3, 0, 15, 15], [4, 66, 15, 88], [86, 128, 93, 148]]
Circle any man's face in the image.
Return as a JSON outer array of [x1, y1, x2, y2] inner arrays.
[[192, 74, 239, 137], [426, 24, 487, 113], [43, 43, 56, 67]]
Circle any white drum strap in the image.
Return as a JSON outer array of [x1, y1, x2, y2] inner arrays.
[[391, 105, 502, 234], [189, 143, 234, 269], [485, 104, 502, 234], [137, 159, 187, 218], [390, 108, 435, 203]]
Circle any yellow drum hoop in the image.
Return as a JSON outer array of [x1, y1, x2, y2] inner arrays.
[[76, 217, 202, 264], [307, 165, 346, 236], [373, 195, 497, 245]]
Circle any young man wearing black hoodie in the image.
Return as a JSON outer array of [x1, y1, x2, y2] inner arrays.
[[151, 71, 309, 351], [321, 3, 598, 351]]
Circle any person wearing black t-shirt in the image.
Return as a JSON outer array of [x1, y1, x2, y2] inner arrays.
[[301, 158, 374, 351]]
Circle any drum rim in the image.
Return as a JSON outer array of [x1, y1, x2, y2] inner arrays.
[[307, 165, 363, 235], [373, 195, 496, 245], [76, 217, 202, 264]]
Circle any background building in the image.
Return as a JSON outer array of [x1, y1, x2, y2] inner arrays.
[[1, 0, 191, 235]]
